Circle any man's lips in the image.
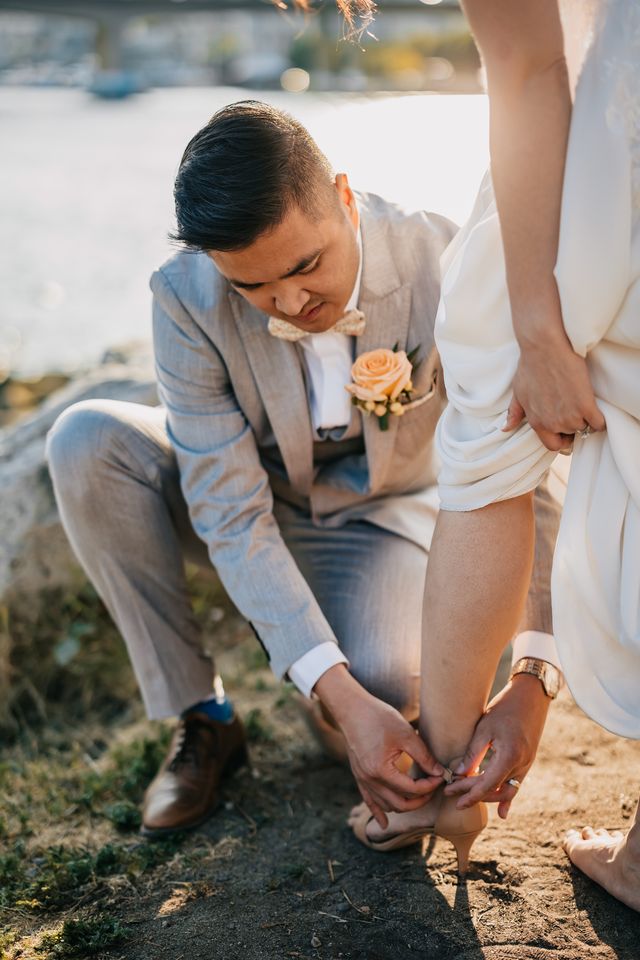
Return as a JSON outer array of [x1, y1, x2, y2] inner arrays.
[[290, 302, 324, 325]]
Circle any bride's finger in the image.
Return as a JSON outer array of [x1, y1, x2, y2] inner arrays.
[[533, 426, 572, 452], [443, 774, 485, 796], [456, 762, 522, 808], [502, 396, 525, 432], [587, 401, 606, 433]]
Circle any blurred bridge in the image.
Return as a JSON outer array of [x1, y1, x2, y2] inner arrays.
[[0, 0, 460, 70]]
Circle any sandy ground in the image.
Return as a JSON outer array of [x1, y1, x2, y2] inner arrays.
[[101, 642, 640, 960], [4, 608, 640, 960]]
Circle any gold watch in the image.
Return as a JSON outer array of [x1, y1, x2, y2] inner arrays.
[[510, 657, 560, 699]]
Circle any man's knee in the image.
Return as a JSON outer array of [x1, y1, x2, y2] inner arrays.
[[350, 658, 420, 720], [46, 399, 128, 489]]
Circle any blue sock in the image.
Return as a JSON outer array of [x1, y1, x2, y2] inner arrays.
[[183, 679, 234, 724]]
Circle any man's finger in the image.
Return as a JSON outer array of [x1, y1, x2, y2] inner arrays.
[[498, 798, 514, 819], [379, 766, 441, 798], [360, 785, 388, 829], [372, 783, 431, 814], [403, 732, 444, 780]]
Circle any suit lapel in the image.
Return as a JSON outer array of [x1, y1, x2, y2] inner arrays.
[[229, 292, 314, 495], [357, 209, 413, 492]]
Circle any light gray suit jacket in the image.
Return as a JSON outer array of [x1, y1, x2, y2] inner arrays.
[[151, 192, 556, 678]]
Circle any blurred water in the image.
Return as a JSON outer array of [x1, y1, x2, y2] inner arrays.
[[1, 87, 488, 376]]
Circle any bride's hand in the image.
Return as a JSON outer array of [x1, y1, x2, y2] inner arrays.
[[443, 673, 551, 819], [503, 333, 606, 451]]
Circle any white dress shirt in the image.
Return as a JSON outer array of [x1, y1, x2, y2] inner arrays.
[[297, 229, 363, 433], [279, 229, 561, 698]]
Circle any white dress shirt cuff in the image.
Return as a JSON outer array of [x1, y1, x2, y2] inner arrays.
[[288, 642, 349, 699], [511, 630, 563, 677]]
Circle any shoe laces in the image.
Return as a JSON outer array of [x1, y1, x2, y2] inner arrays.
[[167, 717, 210, 772]]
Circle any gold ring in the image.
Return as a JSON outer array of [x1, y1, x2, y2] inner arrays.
[[507, 778, 521, 790], [576, 425, 594, 440]]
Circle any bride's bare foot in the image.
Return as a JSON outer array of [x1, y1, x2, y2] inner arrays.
[[562, 826, 640, 912]]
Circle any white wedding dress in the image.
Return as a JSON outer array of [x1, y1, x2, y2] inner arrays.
[[435, 0, 640, 738]]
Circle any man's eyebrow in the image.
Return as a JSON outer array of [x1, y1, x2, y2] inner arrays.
[[230, 249, 323, 290]]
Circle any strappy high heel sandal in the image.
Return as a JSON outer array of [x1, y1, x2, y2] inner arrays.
[[350, 793, 488, 877]]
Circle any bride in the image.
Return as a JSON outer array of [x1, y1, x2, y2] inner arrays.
[[338, 0, 640, 908]]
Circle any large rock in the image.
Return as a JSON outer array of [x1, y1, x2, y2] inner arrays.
[[0, 352, 158, 602]]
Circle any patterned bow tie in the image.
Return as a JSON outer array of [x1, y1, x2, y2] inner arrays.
[[268, 308, 366, 342]]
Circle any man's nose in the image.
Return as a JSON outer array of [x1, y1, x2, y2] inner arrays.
[[274, 284, 310, 319]]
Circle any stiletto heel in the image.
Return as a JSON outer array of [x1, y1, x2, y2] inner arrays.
[[434, 795, 488, 877], [349, 792, 488, 876]]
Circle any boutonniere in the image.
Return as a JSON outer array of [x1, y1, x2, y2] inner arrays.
[[345, 344, 422, 432]]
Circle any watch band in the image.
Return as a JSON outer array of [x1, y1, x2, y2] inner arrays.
[[510, 657, 560, 699]]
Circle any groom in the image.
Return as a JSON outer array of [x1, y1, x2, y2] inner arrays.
[[47, 101, 562, 836]]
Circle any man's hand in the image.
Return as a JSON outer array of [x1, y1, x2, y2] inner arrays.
[[444, 674, 551, 819], [314, 665, 444, 829]]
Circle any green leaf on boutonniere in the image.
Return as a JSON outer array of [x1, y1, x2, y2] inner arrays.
[[392, 341, 399, 353], [407, 345, 421, 365], [378, 412, 389, 431]]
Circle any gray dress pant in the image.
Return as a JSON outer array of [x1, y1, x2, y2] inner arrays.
[[46, 400, 426, 721]]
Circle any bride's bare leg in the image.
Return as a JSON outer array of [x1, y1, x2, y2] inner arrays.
[[419, 494, 535, 763], [361, 494, 535, 841], [562, 799, 640, 912]]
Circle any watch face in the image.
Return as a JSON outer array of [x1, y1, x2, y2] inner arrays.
[[543, 665, 560, 697]]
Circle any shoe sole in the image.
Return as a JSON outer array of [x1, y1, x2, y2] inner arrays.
[[139, 743, 249, 840]]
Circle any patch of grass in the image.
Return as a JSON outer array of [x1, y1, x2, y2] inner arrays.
[[0, 726, 181, 917], [244, 708, 274, 743], [77, 729, 172, 813], [0, 927, 18, 952], [103, 800, 142, 832], [3, 570, 236, 738], [1, 837, 183, 913], [2, 581, 137, 736], [35, 915, 132, 957], [274, 684, 296, 710], [243, 645, 270, 673]]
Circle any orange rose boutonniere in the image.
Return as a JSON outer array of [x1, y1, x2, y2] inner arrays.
[[345, 344, 421, 431]]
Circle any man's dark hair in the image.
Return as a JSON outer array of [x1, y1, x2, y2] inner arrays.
[[170, 101, 336, 252]]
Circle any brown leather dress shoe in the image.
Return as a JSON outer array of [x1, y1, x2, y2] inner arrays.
[[141, 712, 248, 838]]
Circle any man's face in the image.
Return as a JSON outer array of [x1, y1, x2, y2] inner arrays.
[[209, 174, 360, 334]]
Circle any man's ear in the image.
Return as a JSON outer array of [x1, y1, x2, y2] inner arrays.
[[334, 173, 358, 228]]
